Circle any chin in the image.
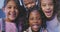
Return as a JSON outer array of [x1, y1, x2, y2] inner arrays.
[[33, 29, 38, 32], [9, 17, 16, 21], [32, 28, 39, 32], [46, 16, 52, 19], [34, 30, 38, 31]]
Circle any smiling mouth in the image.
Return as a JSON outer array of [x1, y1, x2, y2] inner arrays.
[[33, 25, 39, 28], [32, 24, 40, 29], [9, 12, 16, 17], [45, 10, 52, 13], [45, 10, 52, 15]]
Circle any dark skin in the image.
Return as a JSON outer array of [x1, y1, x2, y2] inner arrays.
[[29, 10, 42, 32]]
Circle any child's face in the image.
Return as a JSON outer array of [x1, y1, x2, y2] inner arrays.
[[29, 10, 42, 32], [23, 0, 36, 9], [41, 0, 54, 18], [4, 0, 19, 21]]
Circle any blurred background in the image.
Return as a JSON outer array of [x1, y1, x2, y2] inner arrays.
[[0, 0, 5, 18]]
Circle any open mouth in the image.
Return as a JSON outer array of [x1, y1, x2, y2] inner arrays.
[[32, 24, 40, 29], [9, 12, 16, 17], [45, 10, 52, 16], [45, 10, 51, 13]]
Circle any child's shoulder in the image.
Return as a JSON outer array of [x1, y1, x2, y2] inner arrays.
[[41, 28, 48, 32], [23, 27, 32, 32]]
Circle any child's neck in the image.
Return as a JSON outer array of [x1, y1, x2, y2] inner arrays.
[[5, 18, 14, 23], [32, 29, 40, 32]]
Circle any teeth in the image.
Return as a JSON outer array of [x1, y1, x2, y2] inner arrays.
[[45, 11, 52, 15], [33, 25, 39, 28], [46, 11, 51, 13], [9, 13, 16, 17]]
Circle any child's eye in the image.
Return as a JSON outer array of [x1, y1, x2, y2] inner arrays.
[[37, 18, 41, 20], [49, 3, 53, 6], [29, 18, 34, 20], [42, 4, 46, 7], [14, 7, 18, 9], [8, 6, 11, 9]]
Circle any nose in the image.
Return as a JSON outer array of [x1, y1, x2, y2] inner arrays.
[[33, 19, 38, 23], [11, 8, 15, 12], [46, 5, 50, 10]]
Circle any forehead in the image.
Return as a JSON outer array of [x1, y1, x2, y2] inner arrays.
[[30, 10, 40, 17], [41, 0, 53, 3], [6, 0, 17, 6], [23, 0, 35, 4]]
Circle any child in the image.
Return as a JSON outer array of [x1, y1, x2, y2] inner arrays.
[[1, 0, 20, 32], [23, 8, 46, 32], [40, 0, 60, 32], [22, 0, 37, 10]]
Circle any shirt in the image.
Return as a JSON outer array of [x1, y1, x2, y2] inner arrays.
[[0, 18, 17, 32], [46, 15, 60, 32]]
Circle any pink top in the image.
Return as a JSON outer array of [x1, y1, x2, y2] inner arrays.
[[5, 22, 17, 32]]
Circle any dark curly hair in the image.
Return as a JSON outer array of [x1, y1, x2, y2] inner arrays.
[[25, 7, 47, 30]]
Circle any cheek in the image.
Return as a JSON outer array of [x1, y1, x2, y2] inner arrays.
[[42, 7, 46, 14], [42, 8, 45, 11], [41, 6, 46, 12], [16, 10, 19, 15], [38, 20, 42, 25], [4, 9, 10, 15], [42, 7, 45, 10], [29, 20, 33, 26], [51, 6, 54, 11]]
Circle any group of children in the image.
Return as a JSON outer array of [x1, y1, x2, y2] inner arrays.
[[0, 0, 60, 32]]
